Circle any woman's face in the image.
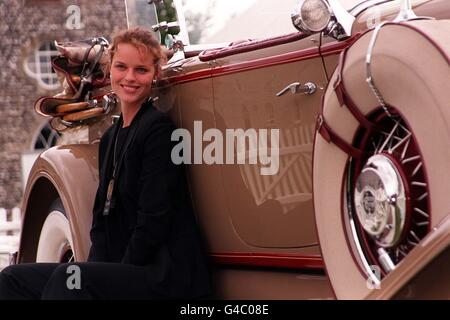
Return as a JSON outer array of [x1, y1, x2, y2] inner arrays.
[[110, 43, 156, 109]]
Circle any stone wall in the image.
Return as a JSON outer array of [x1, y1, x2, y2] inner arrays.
[[0, 0, 127, 209]]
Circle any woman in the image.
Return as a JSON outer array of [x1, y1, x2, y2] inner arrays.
[[0, 28, 211, 299]]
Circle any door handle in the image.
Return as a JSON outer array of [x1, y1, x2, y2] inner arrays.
[[276, 82, 317, 97]]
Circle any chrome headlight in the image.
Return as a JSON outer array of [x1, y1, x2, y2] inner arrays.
[[291, 0, 332, 34]]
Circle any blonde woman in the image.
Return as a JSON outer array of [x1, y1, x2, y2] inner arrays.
[[0, 28, 211, 300]]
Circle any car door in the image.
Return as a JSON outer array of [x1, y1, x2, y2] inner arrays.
[[210, 36, 327, 249]]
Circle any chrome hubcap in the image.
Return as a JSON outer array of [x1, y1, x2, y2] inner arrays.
[[354, 155, 407, 247]]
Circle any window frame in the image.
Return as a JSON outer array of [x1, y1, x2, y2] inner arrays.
[[23, 41, 60, 91]]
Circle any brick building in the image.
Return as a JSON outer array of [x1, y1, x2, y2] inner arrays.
[[0, 0, 127, 209]]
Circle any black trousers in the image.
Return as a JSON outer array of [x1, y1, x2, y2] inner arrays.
[[0, 262, 162, 300]]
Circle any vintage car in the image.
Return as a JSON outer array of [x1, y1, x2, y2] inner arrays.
[[15, 0, 449, 299]]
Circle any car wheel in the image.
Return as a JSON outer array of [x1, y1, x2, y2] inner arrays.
[[313, 21, 450, 298], [36, 199, 75, 263]]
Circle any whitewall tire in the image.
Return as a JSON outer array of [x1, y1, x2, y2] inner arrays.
[[36, 206, 74, 263]]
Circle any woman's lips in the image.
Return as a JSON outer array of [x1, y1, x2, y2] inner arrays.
[[120, 84, 140, 94]]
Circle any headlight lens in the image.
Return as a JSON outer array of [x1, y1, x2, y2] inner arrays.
[[291, 0, 331, 33]]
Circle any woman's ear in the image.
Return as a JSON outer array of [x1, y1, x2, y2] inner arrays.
[[153, 67, 162, 81]]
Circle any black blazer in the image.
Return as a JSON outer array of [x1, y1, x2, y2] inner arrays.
[[88, 100, 211, 298]]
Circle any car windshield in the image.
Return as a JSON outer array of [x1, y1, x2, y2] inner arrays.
[[129, 1, 373, 47], [181, 0, 299, 45]]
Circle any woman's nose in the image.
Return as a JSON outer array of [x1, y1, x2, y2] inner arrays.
[[124, 69, 136, 82]]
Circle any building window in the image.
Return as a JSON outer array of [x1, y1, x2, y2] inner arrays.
[[24, 42, 60, 90], [34, 122, 60, 150]]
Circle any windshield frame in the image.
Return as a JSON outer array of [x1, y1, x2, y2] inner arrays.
[[173, 0, 191, 46], [124, 0, 161, 42]]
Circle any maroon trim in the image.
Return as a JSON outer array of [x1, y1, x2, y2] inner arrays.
[[198, 32, 310, 62], [165, 34, 362, 85], [168, 22, 450, 84], [317, 115, 363, 159], [210, 252, 325, 270], [333, 48, 378, 131], [165, 69, 213, 85], [209, 46, 318, 77]]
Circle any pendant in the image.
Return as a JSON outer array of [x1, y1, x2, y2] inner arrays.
[[103, 178, 115, 216]]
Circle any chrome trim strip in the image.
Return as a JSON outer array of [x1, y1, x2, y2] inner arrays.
[[173, 0, 190, 45], [349, 0, 395, 16], [345, 163, 382, 287]]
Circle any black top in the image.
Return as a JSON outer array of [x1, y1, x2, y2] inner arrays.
[[114, 125, 130, 168], [87, 100, 212, 299]]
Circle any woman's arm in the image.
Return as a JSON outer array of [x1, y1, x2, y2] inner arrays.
[[121, 115, 178, 265], [87, 130, 113, 262], [87, 188, 107, 261]]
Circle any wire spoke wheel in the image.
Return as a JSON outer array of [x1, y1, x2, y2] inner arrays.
[[346, 109, 430, 281]]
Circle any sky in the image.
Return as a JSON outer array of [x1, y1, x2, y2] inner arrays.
[[182, 0, 258, 40]]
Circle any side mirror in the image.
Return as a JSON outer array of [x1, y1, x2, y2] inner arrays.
[[124, 0, 161, 43]]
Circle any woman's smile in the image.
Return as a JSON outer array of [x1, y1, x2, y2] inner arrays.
[[110, 43, 156, 111], [120, 83, 141, 94]]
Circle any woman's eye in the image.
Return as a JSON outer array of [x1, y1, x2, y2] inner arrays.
[[136, 68, 149, 73], [114, 64, 126, 70]]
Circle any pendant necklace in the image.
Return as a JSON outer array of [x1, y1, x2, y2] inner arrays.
[[103, 125, 121, 216], [102, 102, 145, 216]]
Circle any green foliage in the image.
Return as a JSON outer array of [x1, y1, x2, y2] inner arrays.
[[155, 0, 180, 44]]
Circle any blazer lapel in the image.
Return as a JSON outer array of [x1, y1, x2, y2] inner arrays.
[[99, 100, 152, 204], [100, 117, 122, 196], [114, 104, 147, 179]]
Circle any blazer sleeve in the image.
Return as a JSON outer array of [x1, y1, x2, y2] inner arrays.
[[87, 132, 110, 262], [121, 115, 178, 265]]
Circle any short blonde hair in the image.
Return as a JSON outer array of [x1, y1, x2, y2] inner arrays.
[[109, 27, 167, 75]]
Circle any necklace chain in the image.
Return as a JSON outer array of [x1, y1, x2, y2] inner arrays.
[[112, 126, 121, 177]]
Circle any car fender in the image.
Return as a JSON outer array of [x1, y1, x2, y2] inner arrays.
[[19, 144, 99, 263]]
